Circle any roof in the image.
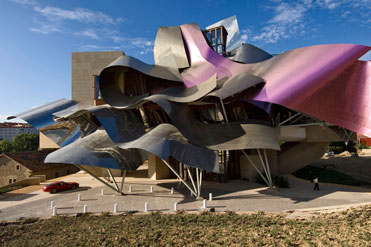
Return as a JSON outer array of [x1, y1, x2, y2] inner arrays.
[[1, 150, 68, 171], [0, 122, 34, 129]]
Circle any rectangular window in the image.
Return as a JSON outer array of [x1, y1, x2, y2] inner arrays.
[[16, 165, 20, 171], [9, 179, 12, 184], [94, 76, 102, 99], [211, 30, 216, 46]]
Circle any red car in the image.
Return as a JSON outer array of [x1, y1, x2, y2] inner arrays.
[[42, 181, 79, 193]]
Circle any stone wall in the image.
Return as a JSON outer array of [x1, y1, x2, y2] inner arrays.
[[31, 165, 80, 180], [71, 51, 124, 105], [0, 155, 31, 187]]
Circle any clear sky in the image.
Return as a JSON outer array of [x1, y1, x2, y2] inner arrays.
[[1, 0, 370, 122]]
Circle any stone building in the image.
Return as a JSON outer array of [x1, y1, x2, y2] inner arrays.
[[0, 150, 79, 187]]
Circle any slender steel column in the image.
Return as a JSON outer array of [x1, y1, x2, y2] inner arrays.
[[76, 165, 120, 193], [186, 167, 198, 194], [161, 159, 197, 197], [263, 149, 273, 187], [241, 150, 271, 187], [120, 170, 127, 194], [257, 149, 272, 187], [198, 169, 203, 198], [107, 168, 120, 191], [278, 112, 301, 126]]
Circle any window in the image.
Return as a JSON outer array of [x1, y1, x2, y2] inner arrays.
[[13, 179, 16, 183], [16, 165, 20, 171], [203, 26, 228, 56], [9, 179, 12, 184], [94, 75, 102, 100]]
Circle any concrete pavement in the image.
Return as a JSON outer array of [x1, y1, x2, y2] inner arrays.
[[0, 172, 370, 221]]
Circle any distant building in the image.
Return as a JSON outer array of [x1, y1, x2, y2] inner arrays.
[[0, 150, 79, 187], [0, 122, 38, 141]]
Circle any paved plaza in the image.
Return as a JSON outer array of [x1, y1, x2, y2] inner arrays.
[[1, 170, 371, 222]]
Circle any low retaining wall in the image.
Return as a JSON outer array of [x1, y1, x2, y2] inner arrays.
[[0, 177, 41, 190]]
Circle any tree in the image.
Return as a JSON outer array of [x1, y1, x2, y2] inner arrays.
[[0, 140, 13, 153], [12, 133, 39, 152]]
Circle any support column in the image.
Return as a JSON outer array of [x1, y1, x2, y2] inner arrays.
[[120, 170, 127, 194], [161, 159, 197, 197], [76, 165, 122, 194]]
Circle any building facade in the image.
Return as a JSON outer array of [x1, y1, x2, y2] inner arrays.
[[9, 17, 370, 197], [0, 150, 79, 187], [0, 122, 38, 141]]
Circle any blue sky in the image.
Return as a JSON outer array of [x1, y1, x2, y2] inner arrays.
[[1, 0, 370, 122]]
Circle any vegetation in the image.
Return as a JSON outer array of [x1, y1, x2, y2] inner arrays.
[[328, 141, 357, 154], [359, 142, 371, 149], [0, 133, 38, 153], [0, 206, 370, 246], [293, 165, 368, 187]]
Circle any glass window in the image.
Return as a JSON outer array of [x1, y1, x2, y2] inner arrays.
[[95, 76, 102, 99], [218, 45, 223, 55], [205, 31, 211, 43], [211, 30, 216, 46], [217, 28, 221, 44]]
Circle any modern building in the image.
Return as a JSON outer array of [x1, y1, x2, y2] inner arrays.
[[10, 17, 371, 196], [0, 122, 38, 141], [0, 150, 79, 187]]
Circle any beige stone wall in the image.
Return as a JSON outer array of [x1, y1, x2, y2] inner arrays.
[[39, 132, 60, 150], [239, 150, 278, 182], [0, 156, 31, 187], [71, 51, 124, 105], [148, 155, 170, 180], [31, 165, 80, 180], [278, 142, 329, 174], [0, 177, 41, 189]]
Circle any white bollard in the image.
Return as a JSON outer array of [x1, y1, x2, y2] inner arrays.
[[150, 186, 154, 193], [101, 188, 104, 196], [113, 203, 118, 213], [52, 206, 57, 216], [203, 199, 207, 209], [50, 201, 55, 209], [144, 202, 148, 212], [173, 202, 178, 212], [77, 193, 81, 201], [83, 205, 88, 213], [128, 186, 132, 192], [209, 193, 213, 201], [170, 187, 174, 194]]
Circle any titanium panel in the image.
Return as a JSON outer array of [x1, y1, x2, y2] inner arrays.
[[154, 26, 189, 69], [102, 55, 183, 82], [179, 23, 371, 137], [228, 43, 273, 64], [7, 98, 75, 129], [45, 128, 149, 171], [100, 74, 216, 108]]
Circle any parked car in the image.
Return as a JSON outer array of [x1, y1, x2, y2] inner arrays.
[[42, 181, 79, 193]]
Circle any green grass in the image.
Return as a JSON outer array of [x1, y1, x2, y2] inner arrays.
[[0, 206, 370, 246], [293, 165, 368, 187], [0, 185, 26, 194]]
